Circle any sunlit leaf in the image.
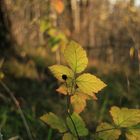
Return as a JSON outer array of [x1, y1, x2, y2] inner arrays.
[[40, 112, 67, 133], [49, 65, 73, 82], [62, 133, 77, 140], [56, 85, 95, 113], [71, 93, 88, 114], [110, 106, 140, 127], [76, 88, 98, 100], [64, 41, 88, 73], [76, 73, 107, 95], [96, 122, 121, 140], [126, 129, 140, 140], [66, 113, 88, 136], [56, 84, 75, 95]]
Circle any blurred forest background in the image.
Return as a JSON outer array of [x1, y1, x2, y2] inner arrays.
[[0, 0, 140, 139]]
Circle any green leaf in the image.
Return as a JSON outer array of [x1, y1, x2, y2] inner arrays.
[[126, 129, 140, 140], [96, 122, 121, 140], [64, 41, 88, 73], [49, 65, 73, 82], [40, 112, 67, 133], [76, 73, 107, 95], [66, 113, 88, 136], [110, 106, 140, 127], [62, 133, 77, 140]]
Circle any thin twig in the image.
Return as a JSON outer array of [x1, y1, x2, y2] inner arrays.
[[65, 82, 80, 140], [66, 89, 70, 113], [96, 127, 117, 133], [67, 111, 80, 140], [0, 80, 33, 140]]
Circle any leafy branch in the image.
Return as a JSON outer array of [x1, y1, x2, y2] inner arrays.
[[96, 107, 140, 140], [65, 81, 80, 140], [40, 41, 106, 140]]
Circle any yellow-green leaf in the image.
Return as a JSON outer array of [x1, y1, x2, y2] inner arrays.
[[40, 112, 67, 133], [49, 65, 73, 82], [76, 73, 107, 95], [64, 41, 88, 73], [126, 129, 140, 140], [66, 113, 88, 136], [110, 106, 140, 127], [62, 133, 77, 140], [96, 122, 121, 140]]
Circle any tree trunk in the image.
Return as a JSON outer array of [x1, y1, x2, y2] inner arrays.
[[0, 0, 16, 58]]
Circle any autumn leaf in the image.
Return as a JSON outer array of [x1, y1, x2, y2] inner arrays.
[[76, 73, 107, 95], [110, 106, 140, 127], [66, 113, 88, 136], [49, 65, 73, 82], [64, 41, 88, 73], [40, 112, 67, 133], [62, 133, 77, 140], [96, 122, 121, 140], [56, 85, 97, 113], [51, 0, 64, 14], [56, 84, 67, 95], [71, 93, 88, 113], [56, 84, 75, 96]]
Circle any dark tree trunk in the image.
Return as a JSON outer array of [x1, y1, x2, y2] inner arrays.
[[0, 0, 16, 58]]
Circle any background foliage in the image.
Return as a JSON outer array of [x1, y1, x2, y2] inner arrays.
[[0, 0, 140, 139]]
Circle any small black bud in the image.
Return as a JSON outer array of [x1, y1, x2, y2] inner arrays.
[[62, 74, 67, 80]]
